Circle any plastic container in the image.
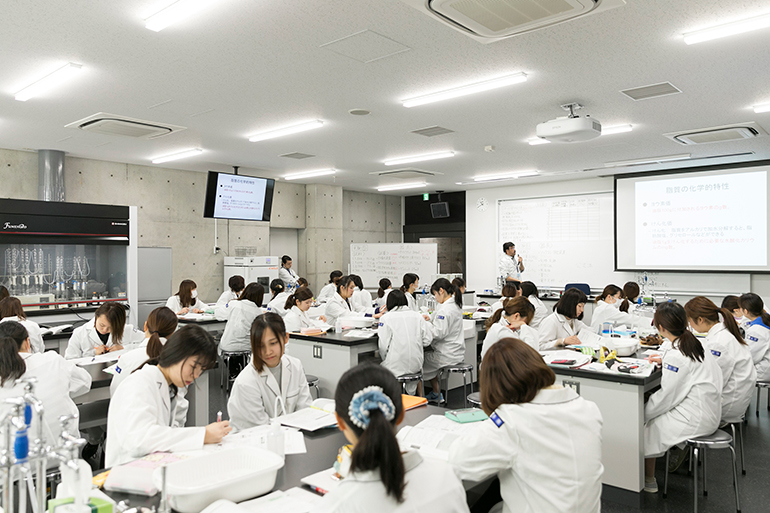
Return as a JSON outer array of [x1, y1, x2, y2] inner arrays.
[[152, 447, 284, 513], [342, 317, 375, 328]]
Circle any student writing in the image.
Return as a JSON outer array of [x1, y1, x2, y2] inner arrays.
[[166, 279, 206, 315], [65, 302, 144, 359]]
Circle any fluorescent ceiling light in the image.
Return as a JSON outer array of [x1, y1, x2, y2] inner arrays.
[[248, 120, 324, 142], [151, 148, 203, 164], [683, 11, 770, 44], [601, 124, 633, 135], [145, 0, 217, 32], [473, 170, 539, 182], [402, 72, 527, 108], [754, 102, 770, 114], [377, 182, 426, 192], [14, 62, 82, 101], [604, 153, 691, 168], [383, 151, 455, 166], [284, 168, 336, 181], [528, 137, 550, 145]]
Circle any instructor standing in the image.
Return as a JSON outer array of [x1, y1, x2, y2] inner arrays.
[[499, 242, 524, 283]]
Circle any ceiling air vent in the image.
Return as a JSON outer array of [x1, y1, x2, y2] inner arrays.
[[664, 122, 766, 145], [279, 152, 316, 159], [621, 82, 681, 101], [411, 126, 455, 137], [65, 113, 186, 139], [371, 168, 443, 180], [401, 0, 625, 43]]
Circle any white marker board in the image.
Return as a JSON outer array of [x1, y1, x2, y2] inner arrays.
[[350, 243, 438, 289]]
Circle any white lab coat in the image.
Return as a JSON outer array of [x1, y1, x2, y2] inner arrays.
[[590, 301, 637, 332], [745, 318, 770, 381], [325, 292, 367, 327], [216, 290, 239, 306], [279, 267, 299, 289], [110, 336, 167, 395], [218, 300, 263, 353], [317, 283, 336, 303], [702, 323, 757, 423], [644, 342, 722, 456], [405, 292, 418, 312], [377, 306, 432, 391], [498, 254, 522, 281], [0, 352, 91, 445], [64, 318, 145, 359], [423, 300, 465, 380], [266, 292, 291, 318], [284, 306, 325, 333], [449, 387, 603, 513], [481, 319, 539, 360], [374, 288, 392, 309], [0, 316, 44, 353], [537, 312, 600, 350], [227, 354, 313, 430], [105, 364, 202, 468], [165, 295, 206, 314], [350, 288, 373, 313], [314, 450, 470, 513], [528, 295, 549, 330]]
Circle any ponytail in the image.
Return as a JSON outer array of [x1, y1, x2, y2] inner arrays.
[[284, 287, 313, 310], [485, 308, 505, 331], [431, 278, 462, 308], [685, 296, 745, 344], [720, 307, 746, 344], [485, 297, 534, 331], [377, 279, 391, 299], [677, 330, 705, 362], [0, 321, 30, 386], [739, 293, 770, 327], [352, 408, 405, 502], [597, 284, 622, 303], [145, 306, 178, 359], [620, 282, 640, 313], [654, 302, 705, 362], [400, 273, 419, 296]]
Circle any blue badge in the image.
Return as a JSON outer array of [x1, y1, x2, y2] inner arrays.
[[749, 336, 759, 342], [711, 350, 722, 357], [664, 364, 679, 373], [115, 366, 122, 374], [379, 322, 384, 327], [490, 412, 504, 427], [437, 315, 445, 320], [266, 307, 272, 311]]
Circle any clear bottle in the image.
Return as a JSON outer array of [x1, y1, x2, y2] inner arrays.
[[335, 318, 342, 333], [266, 418, 285, 459]]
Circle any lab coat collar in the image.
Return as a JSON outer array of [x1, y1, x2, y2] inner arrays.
[[259, 357, 291, 409], [529, 386, 579, 405], [146, 365, 172, 417], [86, 318, 117, 347], [748, 317, 770, 330], [333, 292, 351, 309], [346, 450, 424, 483], [707, 323, 727, 338]]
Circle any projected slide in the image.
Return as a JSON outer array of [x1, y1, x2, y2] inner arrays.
[[213, 174, 267, 220], [634, 171, 767, 267]]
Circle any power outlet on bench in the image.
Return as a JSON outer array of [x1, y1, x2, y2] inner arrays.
[[563, 380, 580, 395], [313, 345, 323, 359]]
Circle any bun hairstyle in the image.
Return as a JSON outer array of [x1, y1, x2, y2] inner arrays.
[[297, 277, 309, 288], [597, 284, 622, 303], [400, 273, 419, 296], [556, 288, 587, 320], [94, 302, 127, 345], [329, 270, 343, 285], [431, 278, 462, 308], [385, 289, 408, 311], [250, 313, 287, 372], [377, 279, 392, 299], [240, 282, 266, 306], [228, 275, 245, 294], [654, 302, 705, 362], [176, 279, 197, 308], [485, 296, 535, 330], [620, 282, 640, 313], [685, 296, 746, 345], [284, 287, 314, 310], [0, 297, 27, 321], [739, 293, 770, 327], [335, 364, 405, 503], [336, 275, 355, 294], [520, 281, 539, 298], [0, 321, 29, 386], [269, 279, 285, 298], [145, 307, 178, 359]]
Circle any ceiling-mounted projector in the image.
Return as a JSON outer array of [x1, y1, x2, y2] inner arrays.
[[535, 103, 602, 143]]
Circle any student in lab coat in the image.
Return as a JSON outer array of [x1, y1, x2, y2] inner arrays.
[[590, 284, 637, 332], [684, 296, 756, 424], [400, 273, 420, 312], [350, 275, 373, 313], [722, 295, 749, 333], [316, 363, 470, 513], [218, 283, 265, 353], [377, 290, 432, 394], [65, 302, 144, 359], [105, 324, 230, 467], [739, 293, 770, 381], [619, 281, 640, 313], [283, 287, 327, 332], [482, 297, 537, 358], [423, 278, 465, 403], [110, 306, 178, 395], [374, 279, 393, 309], [325, 276, 383, 327], [166, 279, 206, 315], [227, 313, 313, 430], [278, 255, 300, 289], [538, 287, 599, 349], [452, 277, 466, 294], [0, 297, 45, 353], [490, 283, 520, 314], [216, 275, 245, 307], [0, 321, 92, 445], [266, 279, 291, 317], [317, 271, 343, 303], [449, 338, 603, 513], [520, 281, 548, 329]]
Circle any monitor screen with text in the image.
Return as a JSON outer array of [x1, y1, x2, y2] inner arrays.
[[203, 171, 275, 222]]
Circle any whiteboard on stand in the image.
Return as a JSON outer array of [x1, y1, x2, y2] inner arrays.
[[349, 243, 438, 289]]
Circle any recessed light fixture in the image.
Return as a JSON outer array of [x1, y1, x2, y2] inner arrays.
[[754, 103, 770, 114], [383, 151, 455, 166], [683, 11, 770, 44], [402, 72, 527, 108], [151, 148, 203, 164], [14, 62, 82, 102], [604, 153, 691, 168], [601, 124, 633, 135], [473, 170, 539, 182], [248, 120, 324, 142], [528, 137, 551, 146], [377, 182, 426, 192], [145, 0, 218, 32], [284, 168, 336, 181]]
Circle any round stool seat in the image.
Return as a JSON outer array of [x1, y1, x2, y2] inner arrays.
[[757, 380, 770, 388], [467, 392, 481, 407], [397, 373, 422, 382], [686, 430, 733, 449], [306, 374, 320, 385], [441, 363, 473, 374]]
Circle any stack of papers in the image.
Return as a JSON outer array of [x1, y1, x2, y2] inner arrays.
[[396, 414, 483, 460], [278, 399, 337, 431], [71, 349, 128, 367], [343, 329, 376, 338], [179, 312, 217, 321], [222, 425, 307, 455]]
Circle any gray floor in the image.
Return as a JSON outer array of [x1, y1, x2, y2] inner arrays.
[[206, 367, 770, 512]]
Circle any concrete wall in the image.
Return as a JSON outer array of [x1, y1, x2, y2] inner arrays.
[[301, 184, 344, 294]]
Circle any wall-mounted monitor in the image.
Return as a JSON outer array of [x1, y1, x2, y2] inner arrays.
[[203, 171, 275, 222]]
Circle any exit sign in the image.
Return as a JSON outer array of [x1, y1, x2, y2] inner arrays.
[[423, 193, 429, 201]]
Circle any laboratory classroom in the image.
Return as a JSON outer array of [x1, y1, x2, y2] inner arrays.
[[3, 1, 770, 512]]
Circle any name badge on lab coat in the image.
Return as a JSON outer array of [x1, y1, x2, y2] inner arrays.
[[664, 364, 679, 373], [748, 335, 759, 342], [710, 350, 722, 357], [490, 412, 505, 427]]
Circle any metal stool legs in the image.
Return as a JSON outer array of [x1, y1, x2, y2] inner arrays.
[[729, 423, 746, 475]]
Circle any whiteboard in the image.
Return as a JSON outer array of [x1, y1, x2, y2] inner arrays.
[[349, 243, 438, 289], [497, 193, 750, 294]]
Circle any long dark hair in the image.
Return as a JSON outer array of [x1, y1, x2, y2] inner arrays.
[[145, 307, 178, 359], [654, 302, 704, 362], [520, 281, 539, 298], [335, 364, 405, 503], [685, 296, 746, 345], [400, 273, 419, 296], [620, 282, 640, 313], [175, 279, 197, 308], [328, 270, 343, 285], [740, 293, 770, 327], [350, 274, 364, 290], [0, 322, 28, 386], [597, 284, 622, 303], [336, 275, 355, 294], [431, 278, 462, 308], [485, 296, 534, 330], [250, 313, 287, 372], [147, 325, 217, 393], [377, 279, 391, 299], [239, 282, 265, 306], [94, 302, 127, 344], [385, 289, 408, 311], [556, 288, 587, 320], [0, 297, 26, 320], [284, 287, 314, 310], [269, 279, 285, 298], [721, 295, 740, 312]]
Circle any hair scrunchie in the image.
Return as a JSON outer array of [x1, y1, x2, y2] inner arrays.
[[348, 385, 396, 430]]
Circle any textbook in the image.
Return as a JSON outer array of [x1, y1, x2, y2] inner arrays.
[[278, 399, 336, 431]]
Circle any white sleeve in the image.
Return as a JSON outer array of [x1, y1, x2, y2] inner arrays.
[[377, 320, 392, 359], [165, 296, 178, 311], [64, 330, 85, 360], [449, 418, 516, 482], [284, 312, 301, 333], [431, 311, 452, 341], [64, 358, 93, 397], [537, 315, 560, 349], [481, 326, 503, 360], [645, 354, 687, 420], [26, 322, 45, 353], [173, 388, 189, 428], [420, 317, 433, 347], [227, 376, 270, 430], [745, 326, 769, 365]]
